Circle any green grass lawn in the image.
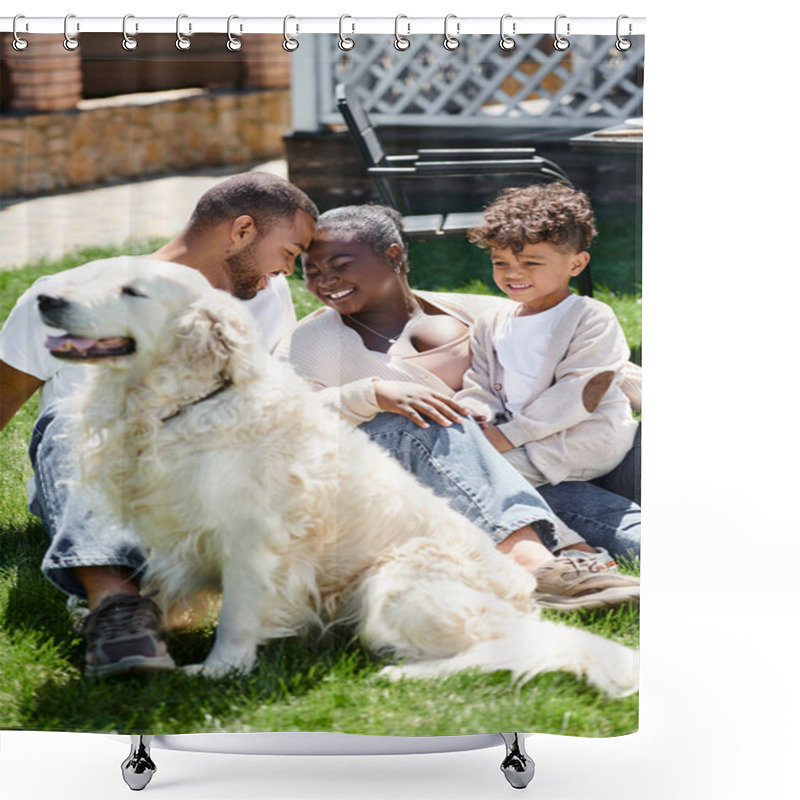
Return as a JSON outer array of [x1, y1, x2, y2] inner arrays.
[[0, 241, 640, 736]]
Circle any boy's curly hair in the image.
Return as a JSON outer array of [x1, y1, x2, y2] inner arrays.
[[468, 183, 597, 254]]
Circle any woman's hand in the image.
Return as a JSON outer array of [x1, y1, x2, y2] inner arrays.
[[479, 423, 514, 453], [373, 380, 472, 428]]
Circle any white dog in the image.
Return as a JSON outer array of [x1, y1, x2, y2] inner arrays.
[[40, 261, 638, 697]]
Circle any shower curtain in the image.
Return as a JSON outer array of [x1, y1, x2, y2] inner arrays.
[[0, 21, 643, 740]]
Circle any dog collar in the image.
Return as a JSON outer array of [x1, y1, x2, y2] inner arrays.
[[159, 376, 233, 423]]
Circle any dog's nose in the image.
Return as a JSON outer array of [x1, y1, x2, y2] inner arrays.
[[38, 294, 69, 313]]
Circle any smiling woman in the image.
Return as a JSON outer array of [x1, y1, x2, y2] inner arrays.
[[304, 230, 469, 359], [297, 207, 484, 424]]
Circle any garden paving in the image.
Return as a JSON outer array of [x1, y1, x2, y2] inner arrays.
[[0, 160, 287, 271]]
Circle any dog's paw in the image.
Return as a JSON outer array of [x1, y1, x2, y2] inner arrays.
[[378, 662, 441, 682], [182, 649, 257, 679], [181, 662, 235, 679], [378, 665, 404, 682], [181, 663, 210, 677]]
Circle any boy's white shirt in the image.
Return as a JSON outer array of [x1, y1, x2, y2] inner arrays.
[[494, 294, 580, 414]]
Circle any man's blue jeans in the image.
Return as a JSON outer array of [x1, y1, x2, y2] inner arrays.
[[29, 411, 145, 598]]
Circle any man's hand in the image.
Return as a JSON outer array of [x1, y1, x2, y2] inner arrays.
[[373, 380, 471, 428]]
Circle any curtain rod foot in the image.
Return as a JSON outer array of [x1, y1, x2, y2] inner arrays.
[[121, 735, 157, 791], [500, 733, 535, 789]]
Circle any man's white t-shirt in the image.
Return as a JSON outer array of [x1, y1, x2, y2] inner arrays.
[[0, 256, 297, 420]]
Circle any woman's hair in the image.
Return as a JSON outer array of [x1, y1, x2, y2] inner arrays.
[[468, 182, 597, 254], [314, 205, 410, 273], [188, 172, 319, 235]]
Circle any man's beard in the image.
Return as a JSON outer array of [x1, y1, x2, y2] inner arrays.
[[223, 242, 265, 299]]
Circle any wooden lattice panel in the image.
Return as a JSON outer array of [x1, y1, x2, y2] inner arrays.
[[320, 34, 643, 128]]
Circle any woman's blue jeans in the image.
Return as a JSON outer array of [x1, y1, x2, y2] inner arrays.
[[361, 414, 641, 562]]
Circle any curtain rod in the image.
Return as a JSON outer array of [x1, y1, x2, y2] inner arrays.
[[0, 16, 646, 37]]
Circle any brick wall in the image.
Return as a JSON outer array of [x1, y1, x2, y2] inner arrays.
[[1, 35, 83, 112]]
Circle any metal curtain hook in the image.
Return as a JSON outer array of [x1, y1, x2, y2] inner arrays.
[[283, 15, 299, 51], [499, 14, 516, 51], [338, 15, 355, 51], [227, 15, 242, 51], [443, 14, 460, 51], [176, 14, 192, 50], [64, 13, 79, 51], [554, 14, 570, 51], [122, 14, 138, 51], [616, 14, 632, 51], [394, 15, 410, 51], [12, 14, 29, 51]]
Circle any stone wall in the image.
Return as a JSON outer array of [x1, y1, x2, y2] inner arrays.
[[0, 87, 290, 197]]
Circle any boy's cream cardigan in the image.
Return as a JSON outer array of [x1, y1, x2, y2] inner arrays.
[[456, 296, 639, 485]]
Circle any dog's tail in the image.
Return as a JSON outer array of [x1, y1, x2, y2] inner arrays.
[[380, 617, 639, 699]]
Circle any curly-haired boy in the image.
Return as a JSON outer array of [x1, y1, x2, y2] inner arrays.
[[458, 182, 639, 522]]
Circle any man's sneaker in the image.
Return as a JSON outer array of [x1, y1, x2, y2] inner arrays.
[[66, 595, 90, 633], [533, 550, 640, 611], [80, 594, 176, 677]]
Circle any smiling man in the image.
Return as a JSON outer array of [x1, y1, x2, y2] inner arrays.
[[0, 171, 317, 677]]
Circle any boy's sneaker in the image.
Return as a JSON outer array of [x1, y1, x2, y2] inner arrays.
[[80, 594, 176, 677], [533, 549, 640, 611], [559, 546, 618, 571]]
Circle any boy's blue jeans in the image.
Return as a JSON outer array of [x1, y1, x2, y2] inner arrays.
[[29, 411, 639, 599], [540, 423, 641, 560]]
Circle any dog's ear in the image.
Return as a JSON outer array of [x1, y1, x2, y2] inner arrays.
[[173, 296, 255, 382]]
